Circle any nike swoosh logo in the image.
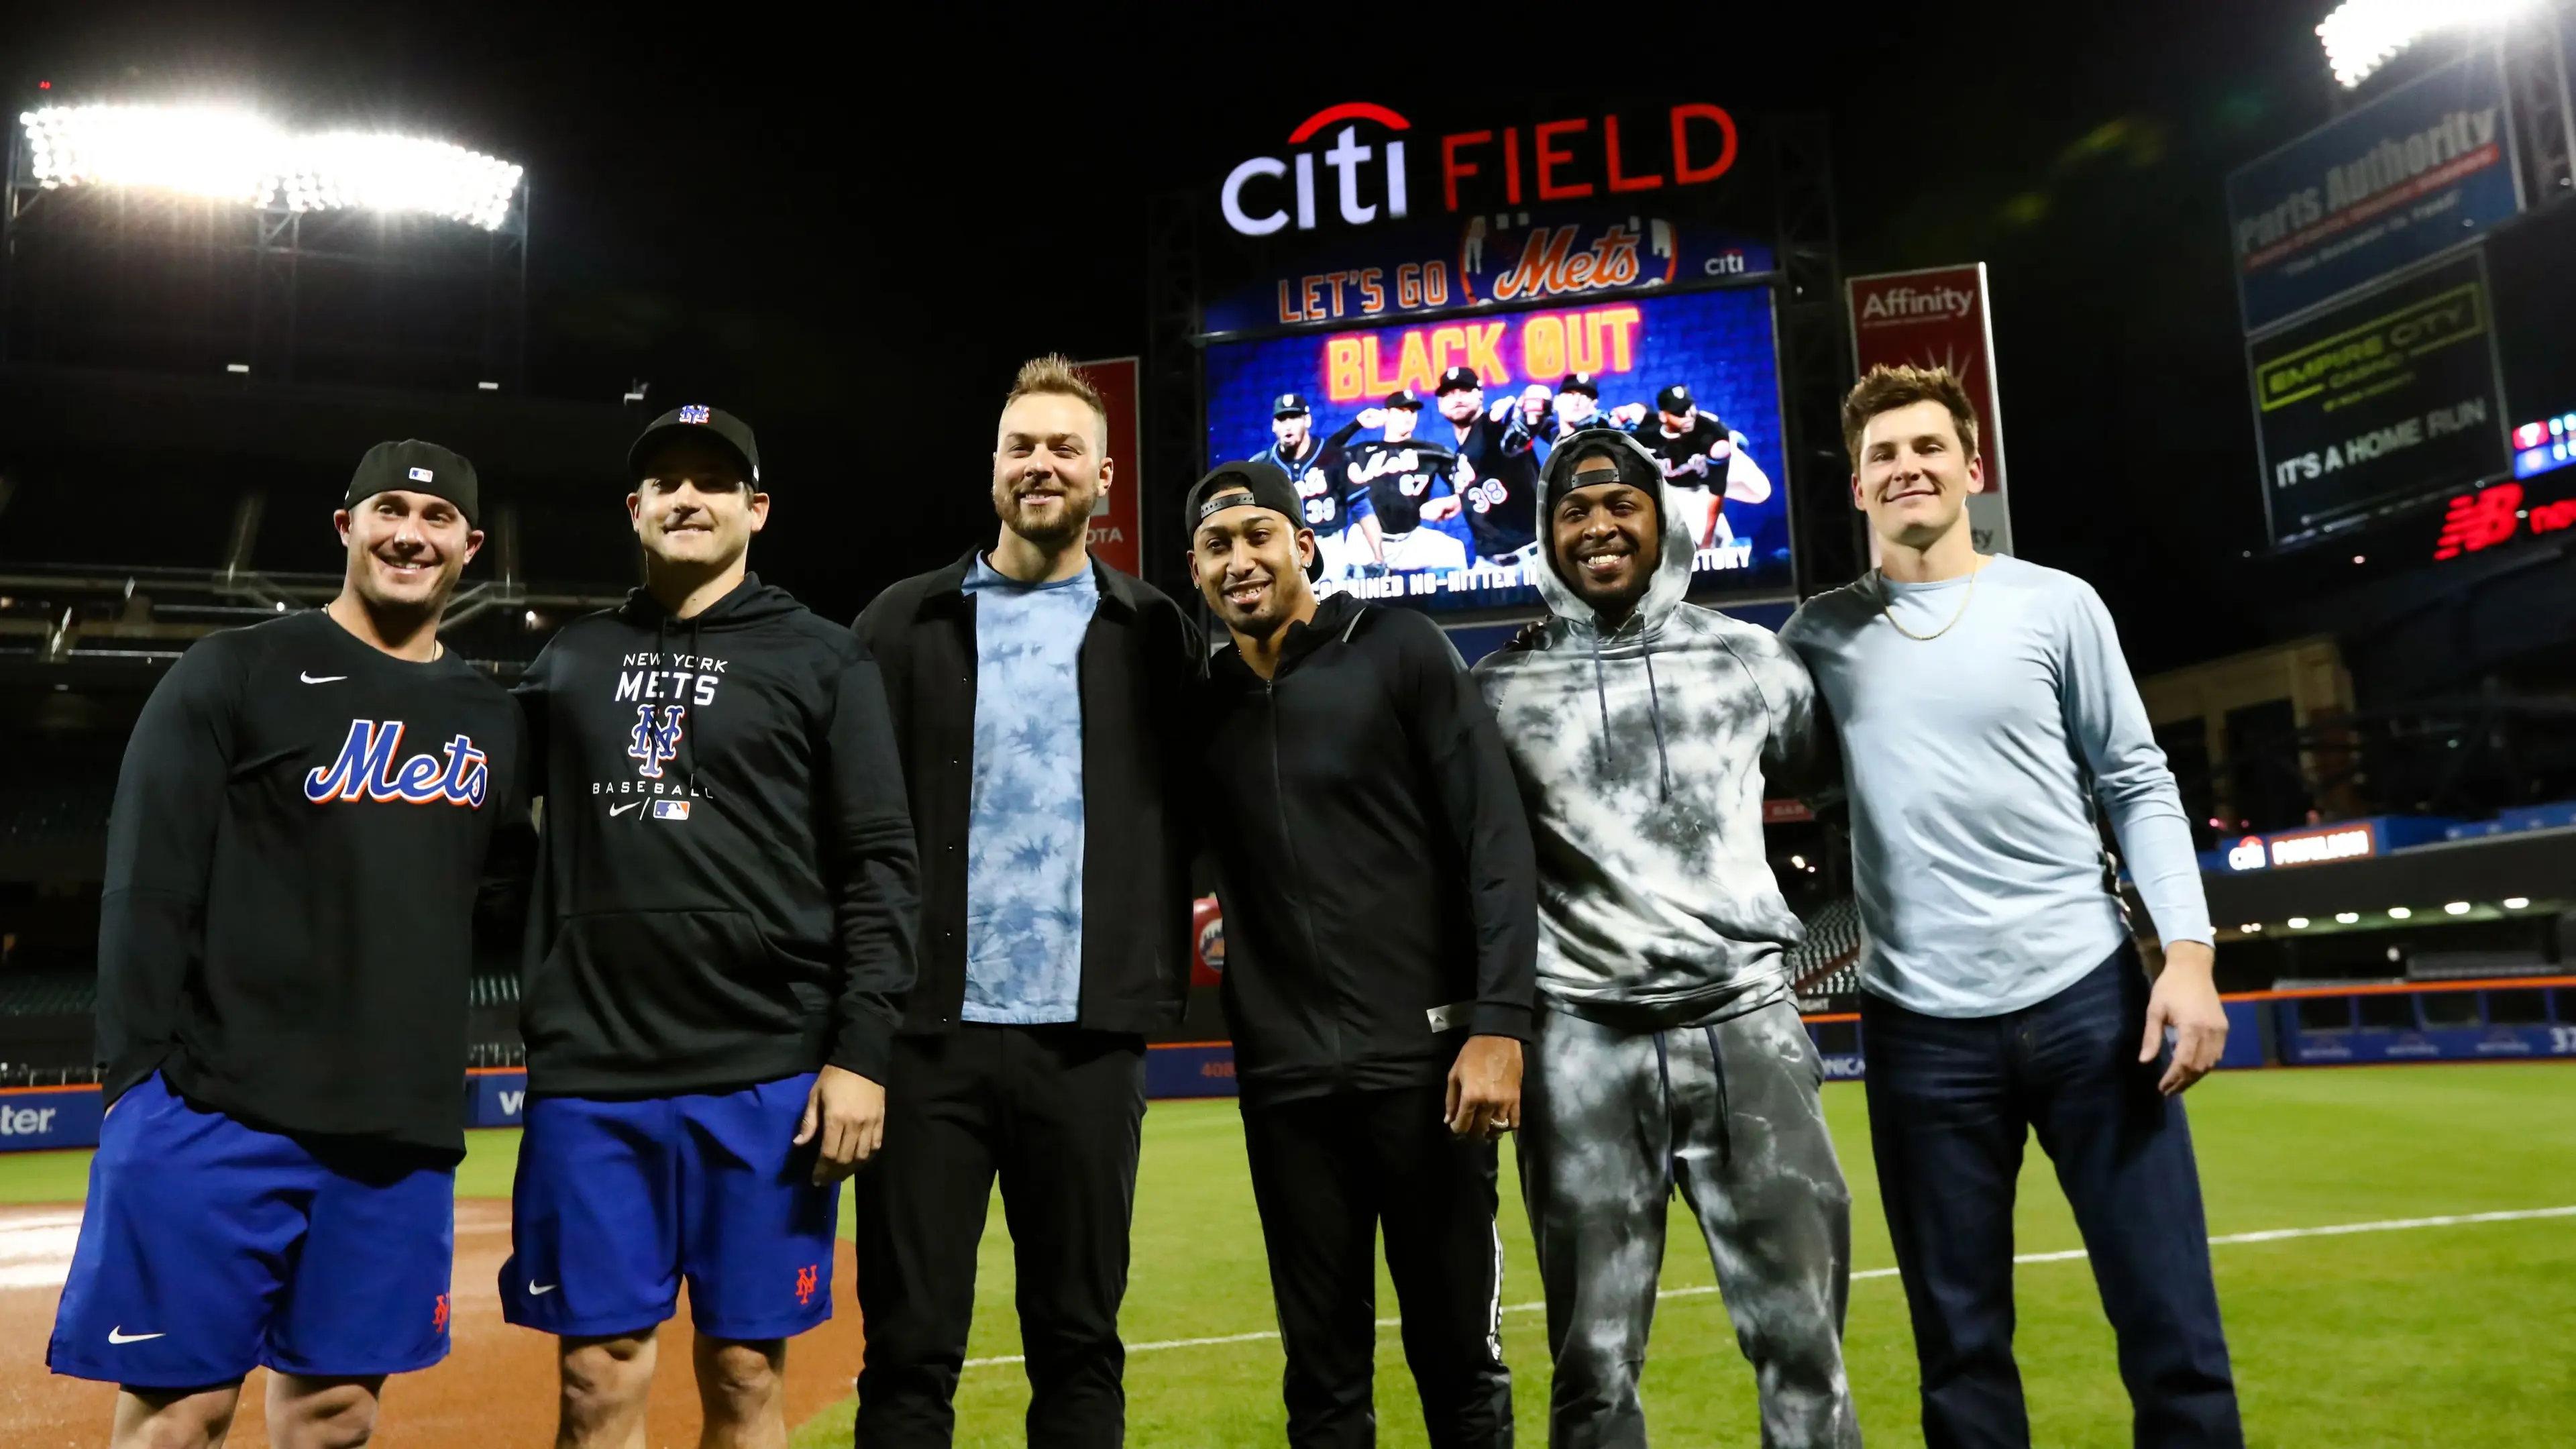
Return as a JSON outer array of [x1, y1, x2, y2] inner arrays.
[[107, 1327, 165, 1344], [299, 672, 347, 684], [608, 802, 642, 817], [529, 1282, 557, 1295]]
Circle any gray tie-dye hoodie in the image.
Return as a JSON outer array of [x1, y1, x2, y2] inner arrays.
[[1472, 430, 1821, 1030]]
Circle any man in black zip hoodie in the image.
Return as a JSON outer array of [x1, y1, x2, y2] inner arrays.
[[1185, 460, 1538, 1449], [852, 356, 1201, 1448], [503, 406, 919, 1449]]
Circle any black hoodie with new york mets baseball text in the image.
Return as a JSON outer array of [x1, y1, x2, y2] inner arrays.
[[514, 574, 920, 1095]]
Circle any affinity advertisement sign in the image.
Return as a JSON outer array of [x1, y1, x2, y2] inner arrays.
[[1847, 264, 2014, 556], [2226, 52, 2521, 333], [1202, 101, 1774, 338], [2250, 254, 2508, 547], [1204, 285, 1791, 613], [1076, 356, 1142, 575]]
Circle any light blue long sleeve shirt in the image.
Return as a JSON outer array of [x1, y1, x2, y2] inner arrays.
[[1779, 555, 2212, 1018]]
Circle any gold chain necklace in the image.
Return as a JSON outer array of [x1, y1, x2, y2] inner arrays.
[[1880, 557, 1988, 642]]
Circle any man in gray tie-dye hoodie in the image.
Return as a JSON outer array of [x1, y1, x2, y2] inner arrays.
[[1473, 431, 1861, 1448]]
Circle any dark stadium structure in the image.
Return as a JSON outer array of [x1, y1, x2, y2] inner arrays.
[[0, 106, 637, 1085]]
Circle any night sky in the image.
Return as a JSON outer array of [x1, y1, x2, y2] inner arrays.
[[11, 3, 2345, 665]]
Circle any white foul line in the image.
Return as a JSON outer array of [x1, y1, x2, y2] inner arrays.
[[958, 1204, 2576, 1369]]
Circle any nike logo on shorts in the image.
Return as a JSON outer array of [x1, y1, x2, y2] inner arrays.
[[299, 672, 348, 684], [107, 1327, 165, 1344], [609, 802, 643, 817], [529, 1281, 557, 1295]]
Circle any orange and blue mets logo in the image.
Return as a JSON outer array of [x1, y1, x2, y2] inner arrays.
[[303, 721, 490, 806], [432, 1293, 451, 1332], [795, 1265, 820, 1305]]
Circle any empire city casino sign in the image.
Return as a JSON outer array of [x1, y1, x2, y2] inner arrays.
[[1203, 101, 1767, 337]]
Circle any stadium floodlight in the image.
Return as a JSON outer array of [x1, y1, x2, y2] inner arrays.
[[2288, 916, 2312, 929], [2443, 900, 2473, 914], [2504, 896, 2531, 909], [2316, 0, 2537, 89], [2387, 906, 2412, 919], [17, 104, 522, 231]]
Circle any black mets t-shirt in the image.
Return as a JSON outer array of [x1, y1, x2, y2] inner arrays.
[[95, 609, 525, 1157]]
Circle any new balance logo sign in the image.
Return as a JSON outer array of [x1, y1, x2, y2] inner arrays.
[[303, 722, 490, 807], [629, 705, 686, 780]]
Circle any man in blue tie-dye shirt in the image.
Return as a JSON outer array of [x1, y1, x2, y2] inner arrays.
[[852, 355, 1203, 1446]]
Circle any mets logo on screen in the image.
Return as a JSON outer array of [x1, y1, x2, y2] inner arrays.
[[303, 720, 490, 807], [1220, 101, 1741, 237]]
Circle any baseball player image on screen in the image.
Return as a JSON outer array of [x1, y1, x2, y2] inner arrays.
[[1434, 366, 1545, 568], [1184, 461, 1536, 1448], [851, 356, 1202, 1447], [1635, 382, 1774, 552], [1473, 431, 1862, 1448], [1252, 392, 1368, 583], [502, 405, 921, 1449], [48, 441, 526, 1449], [1341, 389, 1470, 576]]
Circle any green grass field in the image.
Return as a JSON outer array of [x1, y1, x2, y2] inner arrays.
[[10, 1063, 2574, 1445]]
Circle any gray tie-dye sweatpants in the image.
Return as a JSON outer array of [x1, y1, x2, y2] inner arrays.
[[1518, 998, 1862, 1448]]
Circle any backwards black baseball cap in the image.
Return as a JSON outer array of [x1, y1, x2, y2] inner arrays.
[[1656, 383, 1695, 415], [1271, 392, 1311, 419], [1181, 461, 1324, 581], [347, 440, 480, 527], [1385, 388, 1424, 411], [1435, 366, 1481, 395], [628, 405, 761, 486], [1560, 372, 1601, 398]]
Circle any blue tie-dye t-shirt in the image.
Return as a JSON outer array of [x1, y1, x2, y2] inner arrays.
[[959, 555, 1099, 1024]]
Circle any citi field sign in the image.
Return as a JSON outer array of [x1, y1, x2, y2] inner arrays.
[[1201, 101, 1770, 337], [1222, 101, 1742, 237]]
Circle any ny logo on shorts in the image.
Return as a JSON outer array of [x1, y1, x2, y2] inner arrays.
[[795, 1265, 819, 1305], [432, 1293, 451, 1332], [628, 704, 687, 780]]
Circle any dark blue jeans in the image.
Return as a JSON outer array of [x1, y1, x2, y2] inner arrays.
[[1860, 947, 2242, 1449]]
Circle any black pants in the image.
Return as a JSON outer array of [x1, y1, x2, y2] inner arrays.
[[1861, 947, 2242, 1449], [1242, 1083, 1513, 1449], [852, 1024, 1146, 1448]]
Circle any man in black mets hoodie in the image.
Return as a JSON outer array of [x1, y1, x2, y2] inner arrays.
[[502, 406, 919, 1449], [1185, 460, 1538, 1449]]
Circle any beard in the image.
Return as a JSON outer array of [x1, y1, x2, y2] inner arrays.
[[994, 476, 1097, 548]]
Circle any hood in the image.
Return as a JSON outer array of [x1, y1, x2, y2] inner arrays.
[[1533, 429, 1698, 635], [614, 571, 804, 631]]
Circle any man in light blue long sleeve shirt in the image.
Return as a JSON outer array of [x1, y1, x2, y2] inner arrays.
[[1780, 365, 2241, 1449]]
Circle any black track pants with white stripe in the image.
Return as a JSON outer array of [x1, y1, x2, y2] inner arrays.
[[1242, 1082, 1514, 1449], [1519, 998, 1862, 1448]]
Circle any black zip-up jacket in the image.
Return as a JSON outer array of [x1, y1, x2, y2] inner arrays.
[[1197, 593, 1538, 1105], [515, 573, 919, 1093], [95, 610, 526, 1157], [854, 551, 1200, 1036]]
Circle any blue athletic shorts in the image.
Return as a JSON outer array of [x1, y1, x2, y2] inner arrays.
[[500, 1073, 839, 1341], [48, 1073, 455, 1388]]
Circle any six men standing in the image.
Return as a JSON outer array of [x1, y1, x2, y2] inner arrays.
[[52, 355, 2236, 1449]]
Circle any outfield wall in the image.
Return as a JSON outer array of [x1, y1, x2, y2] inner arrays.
[[3, 979, 2571, 1150]]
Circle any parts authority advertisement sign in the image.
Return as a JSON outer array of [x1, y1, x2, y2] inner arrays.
[[2226, 51, 2521, 333]]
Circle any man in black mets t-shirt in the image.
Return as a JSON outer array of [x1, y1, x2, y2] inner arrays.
[[50, 440, 523, 1449]]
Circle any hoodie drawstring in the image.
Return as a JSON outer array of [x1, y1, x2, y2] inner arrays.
[[684, 616, 704, 796], [1587, 624, 1675, 802], [1652, 1028, 1676, 1197], [1641, 640, 1672, 803], [1701, 1023, 1732, 1170]]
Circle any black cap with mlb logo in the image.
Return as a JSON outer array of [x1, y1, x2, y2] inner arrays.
[[346, 440, 480, 527], [1656, 383, 1696, 415], [628, 405, 762, 486], [1271, 392, 1311, 419], [1560, 372, 1601, 398], [1434, 366, 1481, 395], [1384, 388, 1425, 411]]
